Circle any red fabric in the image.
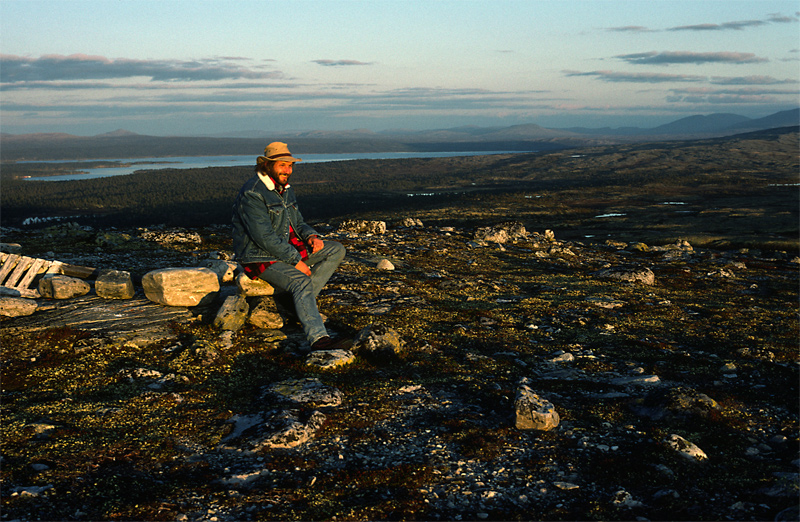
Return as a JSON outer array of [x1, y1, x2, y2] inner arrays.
[[244, 225, 310, 279]]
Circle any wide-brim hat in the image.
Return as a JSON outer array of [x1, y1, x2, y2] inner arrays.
[[257, 141, 302, 165]]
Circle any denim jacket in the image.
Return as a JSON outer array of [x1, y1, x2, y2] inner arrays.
[[232, 172, 319, 266]]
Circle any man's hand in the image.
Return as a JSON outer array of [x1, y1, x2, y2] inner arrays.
[[295, 260, 312, 276], [308, 236, 324, 254]]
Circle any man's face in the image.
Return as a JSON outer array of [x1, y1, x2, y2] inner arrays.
[[268, 161, 294, 187]]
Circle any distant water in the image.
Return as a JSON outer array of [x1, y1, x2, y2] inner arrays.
[[24, 151, 526, 182]]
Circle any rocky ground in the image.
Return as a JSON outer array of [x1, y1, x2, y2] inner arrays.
[[1, 218, 798, 522]]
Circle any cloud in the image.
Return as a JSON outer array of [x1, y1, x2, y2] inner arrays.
[[617, 51, 768, 65], [710, 75, 799, 85], [563, 70, 706, 83], [0, 54, 282, 83], [667, 86, 797, 104], [605, 26, 653, 33], [668, 20, 766, 31], [312, 59, 372, 67]]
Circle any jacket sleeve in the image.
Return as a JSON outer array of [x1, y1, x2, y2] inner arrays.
[[237, 190, 303, 265]]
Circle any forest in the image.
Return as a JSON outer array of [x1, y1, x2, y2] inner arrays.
[[0, 154, 539, 227], [2, 127, 798, 252]]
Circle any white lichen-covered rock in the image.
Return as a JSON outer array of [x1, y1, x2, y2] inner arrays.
[[306, 349, 356, 369], [253, 410, 327, 450], [38, 275, 91, 300], [475, 221, 528, 244], [142, 267, 219, 307], [95, 269, 135, 300], [352, 323, 404, 361], [338, 220, 387, 235], [0, 296, 38, 317], [665, 433, 708, 462], [514, 378, 560, 431], [593, 266, 656, 286]]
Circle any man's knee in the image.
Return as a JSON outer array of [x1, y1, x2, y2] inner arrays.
[[326, 240, 345, 262]]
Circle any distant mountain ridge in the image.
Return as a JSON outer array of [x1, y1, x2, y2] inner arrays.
[[1, 109, 797, 161]]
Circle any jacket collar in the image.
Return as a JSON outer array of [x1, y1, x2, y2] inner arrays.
[[257, 172, 289, 192]]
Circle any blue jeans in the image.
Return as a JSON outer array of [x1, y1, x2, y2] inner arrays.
[[257, 241, 345, 344]]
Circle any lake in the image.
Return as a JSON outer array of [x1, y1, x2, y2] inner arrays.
[[26, 151, 526, 181]]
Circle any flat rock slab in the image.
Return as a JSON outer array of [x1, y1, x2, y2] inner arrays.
[[1, 292, 195, 346]]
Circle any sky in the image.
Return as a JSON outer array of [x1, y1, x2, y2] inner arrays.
[[1, 0, 798, 136]]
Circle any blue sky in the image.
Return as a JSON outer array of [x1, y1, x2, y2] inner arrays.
[[1, 0, 798, 136]]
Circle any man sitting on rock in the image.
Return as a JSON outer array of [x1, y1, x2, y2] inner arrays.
[[232, 142, 347, 351]]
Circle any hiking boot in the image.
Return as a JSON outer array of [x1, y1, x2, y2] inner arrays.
[[310, 336, 353, 351]]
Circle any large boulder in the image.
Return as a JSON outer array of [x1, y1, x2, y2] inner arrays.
[[142, 267, 219, 307]]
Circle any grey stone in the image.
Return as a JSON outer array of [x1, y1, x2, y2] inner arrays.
[[265, 378, 344, 407], [95, 269, 135, 300], [202, 259, 237, 283], [247, 297, 284, 329], [236, 273, 275, 296], [38, 275, 91, 300], [0, 296, 38, 317], [213, 294, 249, 332]]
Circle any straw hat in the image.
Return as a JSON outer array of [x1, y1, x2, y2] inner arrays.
[[257, 142, 302, 166]]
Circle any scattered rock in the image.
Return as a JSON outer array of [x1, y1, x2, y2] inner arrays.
[[514, 378, 560, 431], [376, 258, 395, 271], [265, 377, 344, 407], [352, 322, 404, 362], [665, 433, 708, 462], [593, 266, 656, 285]]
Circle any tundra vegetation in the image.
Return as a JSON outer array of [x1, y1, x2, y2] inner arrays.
[[0, 128, 798, 521]]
